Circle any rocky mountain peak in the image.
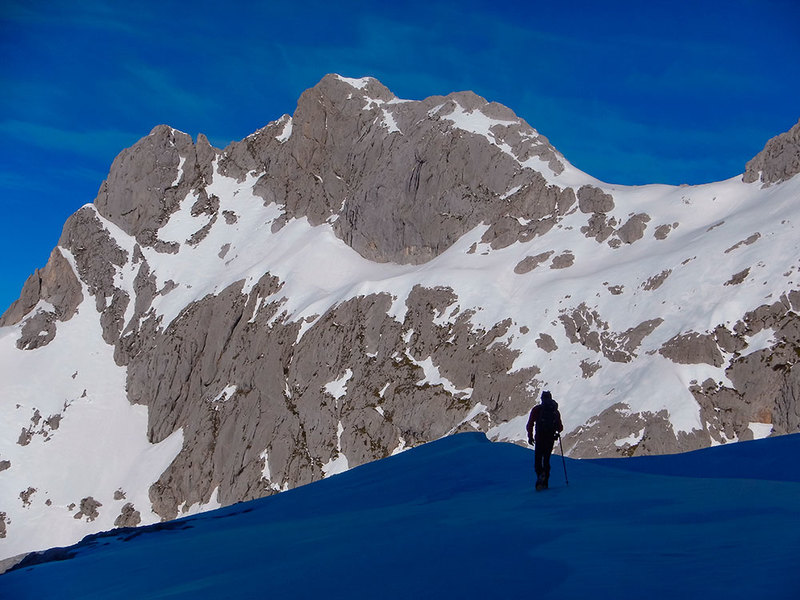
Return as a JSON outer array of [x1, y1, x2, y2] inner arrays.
[[742, 118, 800, 186], [1, 75, 799, 562], [93, 125, 219, 246], [214, 74, 583, 265]]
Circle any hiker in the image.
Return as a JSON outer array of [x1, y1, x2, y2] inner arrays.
[[526, 390, 564, 490]]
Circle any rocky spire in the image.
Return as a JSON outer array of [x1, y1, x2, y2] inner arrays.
[[742, 118, 800, 186]]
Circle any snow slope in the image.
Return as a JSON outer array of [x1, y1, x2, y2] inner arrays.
[[2, 433, 798, 599], [0, 276, 187, 558]]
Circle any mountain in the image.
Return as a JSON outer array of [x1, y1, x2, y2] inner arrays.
[[1, 74, 799, 561], [2, 432, 798, 598]]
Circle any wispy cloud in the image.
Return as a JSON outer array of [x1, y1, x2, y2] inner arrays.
[[0, 119, 141, 162], [1, 0, 152, 35], [120, 63, 218, 115]]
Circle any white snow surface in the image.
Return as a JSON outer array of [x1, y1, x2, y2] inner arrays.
[[321, 422, 350, 477], [275, 115, 292, 143], [748, 422, 774, 439], [324, 369, 353, 400], [0, 286, 183, 560], [336, 75, 371, 90]]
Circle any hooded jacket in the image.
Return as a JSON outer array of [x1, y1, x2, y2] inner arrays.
[[526, 393, 564, 442]]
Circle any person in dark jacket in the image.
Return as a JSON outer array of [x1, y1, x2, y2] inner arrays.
[[526, 390, 564, 490]]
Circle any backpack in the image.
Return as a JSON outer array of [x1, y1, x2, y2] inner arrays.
[[536, 400, 560, 437]]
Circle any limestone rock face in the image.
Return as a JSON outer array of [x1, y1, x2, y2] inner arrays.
[[95, 126, 219, 245], [564, 403, 708, 458], [743, 119, 800, 186], [127, 278, 537, 518], [114, 503, 141, 528], [0, 248, 83, 329], [219, 74, 575, 264], [0, 246, 84, 350], [577, 185, 615, 214], [1, 74, 799, 559], [73, 497, 102, 522], [659, 332, 724, 367]]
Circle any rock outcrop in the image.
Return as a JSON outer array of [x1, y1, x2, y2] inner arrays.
[[743, 118, 800, 186], [218, 74, 576, 264]]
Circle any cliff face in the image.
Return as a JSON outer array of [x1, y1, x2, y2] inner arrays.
[[743, 118, 800, 186], [2, 74, 799, 559]]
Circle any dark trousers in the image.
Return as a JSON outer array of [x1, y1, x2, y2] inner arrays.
[[534, 436, 555, 480]]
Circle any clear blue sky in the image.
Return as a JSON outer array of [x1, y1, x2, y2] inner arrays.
[[1, 0, 798, 313]]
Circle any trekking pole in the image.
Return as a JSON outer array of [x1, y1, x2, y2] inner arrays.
[[559, 435, 569, 486]]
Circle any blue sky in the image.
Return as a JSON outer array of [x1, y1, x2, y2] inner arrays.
[[1, 0, 799, 313]]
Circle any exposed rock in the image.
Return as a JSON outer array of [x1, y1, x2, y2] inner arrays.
[[659, 332, 724, 367], [0, 512, 6, 539], [564, 403, 707, 458], [19, 487, 36, 507], [687, 301, 800, 439], [94, 126, 219, 244], [789, 290, 800, 312], [610, 319, 665, 363], [114, 503, 141, 528], [0, 460, 10, 472], [113, 489, 126, 501], [535, 333, 558, 353], [736, 299, 793, 336], [514, 251, 553, 274], [560, 304, 662, 363], [724, 233, 761, 254], [16, 310, 57, 350], [616, 213, 651, 244], [642, 269, 672, 291], [653, 223, 675, 240], [16, 428, 32, 447], [119, 274, 540, 520], [577, 185, 615, 214], [0, 247, 83, 328], [220, 74, 576, 264], [581, 213, 616, 243], [44, 414, 61, 431], [73, 497, 102, 521], [579, 360, 601, 378], [725, 268, 750, 286], [743, 118, 800, 186], [58, 207, 130, 344], [489, 122, 565, 174], [713, 325, 748, 354], [550, 251, 574, 269]]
